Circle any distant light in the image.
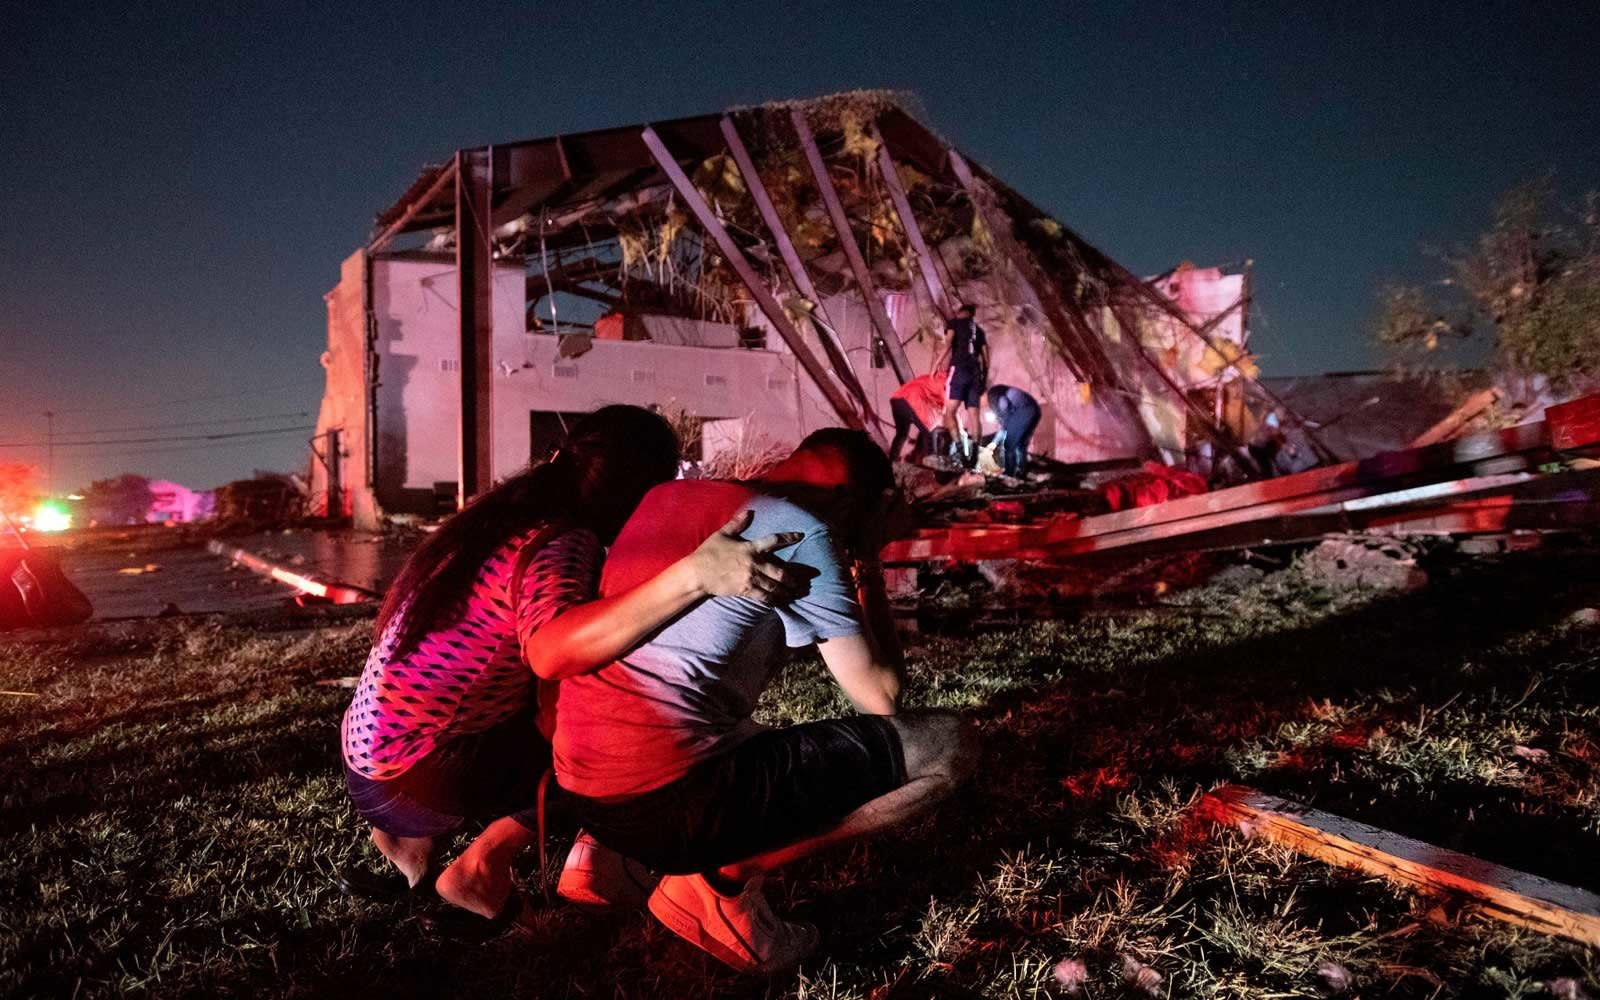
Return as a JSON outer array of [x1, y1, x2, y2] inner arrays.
[[66, 494, 85, 501], [33, 501, 71, 533]]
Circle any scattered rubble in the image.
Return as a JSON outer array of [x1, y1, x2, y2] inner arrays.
[[1299, 535, 1429, 593]]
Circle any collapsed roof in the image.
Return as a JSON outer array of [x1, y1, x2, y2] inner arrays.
[[368, 90, 1305, 472]]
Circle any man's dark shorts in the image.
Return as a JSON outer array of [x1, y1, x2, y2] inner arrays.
[[566, 716, 907, 874], [946, 366, 984, 409]]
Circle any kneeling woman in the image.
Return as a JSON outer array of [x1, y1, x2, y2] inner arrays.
[[340, 406, 799, 932]]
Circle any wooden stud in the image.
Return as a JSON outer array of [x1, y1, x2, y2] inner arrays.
[[640, 125, 866, 431], [718, 116, 871, 409], [790, 108, 913, 384], [369, 160, 457, 253], [455, 147, 495, 506], [871, 121, 953, 318], [1199, 785, 1600, 948], [1408, 388, 1502, 448]]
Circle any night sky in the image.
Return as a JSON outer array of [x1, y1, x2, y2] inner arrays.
[[3, 2, 1596, 492]]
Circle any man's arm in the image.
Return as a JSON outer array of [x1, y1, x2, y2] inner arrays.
[[853, 558, 903, 673], [817, 633, 902, 716], [524, 511, 802, 680]]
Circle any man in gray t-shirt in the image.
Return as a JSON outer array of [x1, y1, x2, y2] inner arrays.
[[553, 430, 977, 976], [554, 490, 863, 799]]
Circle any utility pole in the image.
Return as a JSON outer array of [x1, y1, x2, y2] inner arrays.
[[43, 411, 54, 495]]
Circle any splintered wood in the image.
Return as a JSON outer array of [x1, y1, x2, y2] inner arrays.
[[1198, 785, 1600, 947]]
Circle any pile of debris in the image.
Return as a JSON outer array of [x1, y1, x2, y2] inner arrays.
[[884, 394, 1600, 618]]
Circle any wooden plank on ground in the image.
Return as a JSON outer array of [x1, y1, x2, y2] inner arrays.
[[881, 465, 1554, 564], [1061, 420, 1550, 542], [1197, 784, 1600, 947]]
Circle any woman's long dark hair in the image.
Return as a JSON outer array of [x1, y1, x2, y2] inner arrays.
[[373, 405, 680, 656]]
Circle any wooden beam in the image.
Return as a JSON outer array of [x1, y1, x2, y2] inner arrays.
[[790, 108, 913, 384], [640, 125, 866, 432], [718, 116, 870, 407], [880, 419, 1564, 563], [946, 149, 1103, 386], [1408, 388, 1502, 448], [491, 138, 573, 227], [1198, 785, 1600, 947], [872, 121, 953, 318], [369, 160, 457, 253], [1046, 419, 1551, 542], [456, 147, 495, 506]]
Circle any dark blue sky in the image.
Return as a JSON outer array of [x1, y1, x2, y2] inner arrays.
[[3, 1, 1596, 491]]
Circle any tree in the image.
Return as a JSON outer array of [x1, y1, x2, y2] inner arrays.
[[84, 474, 155, 526], [1376, 178, 1600, 386]]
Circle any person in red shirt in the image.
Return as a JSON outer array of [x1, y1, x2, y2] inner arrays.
[[554, 430, 978, 974], [888, 370, 947, 463], [337, 406, 804, 938]]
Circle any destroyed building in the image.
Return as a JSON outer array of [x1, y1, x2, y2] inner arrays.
[[312, 91, 1270, 528]]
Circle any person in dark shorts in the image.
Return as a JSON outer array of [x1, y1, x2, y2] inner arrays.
[[553, 430, 978, 975], [938, 304, 989, 468], [888, 370, 946, 464], [985, 384, 1042, 478], [339, 406, 805, 935]]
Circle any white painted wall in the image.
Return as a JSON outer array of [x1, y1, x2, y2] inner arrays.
[[745, 267, 1149, 464], [369, 255, 811, 510], [365, 251, 1169, 517]]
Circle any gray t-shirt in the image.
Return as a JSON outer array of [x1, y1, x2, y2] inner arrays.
[[552, 485, 862, 798]]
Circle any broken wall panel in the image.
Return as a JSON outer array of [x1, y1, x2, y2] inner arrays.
[[336, 91, 1300, 518], [312, 249, 376, 527]]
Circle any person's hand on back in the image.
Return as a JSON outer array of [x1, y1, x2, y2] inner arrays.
[[686, 510, 806, 604]]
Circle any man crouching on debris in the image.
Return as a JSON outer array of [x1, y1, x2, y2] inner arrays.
[[551, 429, 979, 975]]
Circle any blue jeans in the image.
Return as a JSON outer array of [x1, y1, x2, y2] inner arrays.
[[1000, 401, 1041, 476]]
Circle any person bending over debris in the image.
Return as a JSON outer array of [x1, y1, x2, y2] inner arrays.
[[552, 429, 979, 975], [888, 369, 947, 464], [938, 303, 990, 469], [338, 405, 804, 938], [986, 384, 1042, 479]]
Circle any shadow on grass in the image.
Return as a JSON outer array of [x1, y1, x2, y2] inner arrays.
[[3, 548, 1597, 998], [957, 546, 1600, 890]]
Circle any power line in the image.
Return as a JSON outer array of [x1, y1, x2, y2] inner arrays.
[[53, 433, 316, 461], [47, 379, 324, 416], [0, 425, 316, 450], [50, 411, 312, 440]]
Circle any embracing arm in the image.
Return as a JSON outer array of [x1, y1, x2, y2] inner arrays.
[[524, 511, 801, 681], [853, 559, 904, 674], [818, 633, 903, 716]]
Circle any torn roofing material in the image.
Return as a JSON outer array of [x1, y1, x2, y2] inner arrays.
[[362, 90, 1290, 460]]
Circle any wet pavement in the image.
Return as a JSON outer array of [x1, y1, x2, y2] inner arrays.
[[49, 527, 417, 620], [219, 529, 416, 596]]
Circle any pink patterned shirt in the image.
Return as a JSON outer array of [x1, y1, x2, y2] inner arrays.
[[341, 524, 602, 780]]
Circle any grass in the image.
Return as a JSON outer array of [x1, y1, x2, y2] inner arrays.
[[4, 544, 1600, 997]]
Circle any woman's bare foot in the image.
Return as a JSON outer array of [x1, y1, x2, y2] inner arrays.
[[434, 817, 536, 919], [371, 828, 435, 887]]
